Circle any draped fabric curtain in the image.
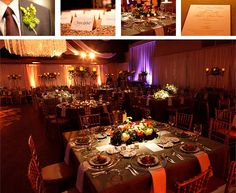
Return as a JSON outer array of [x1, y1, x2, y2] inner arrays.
[[0, 64, 105, 89], [153, 43, 236, 90], [129, 41, 156, 84]]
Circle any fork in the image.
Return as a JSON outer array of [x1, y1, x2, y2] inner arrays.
[[127, 164, 139, 175], [125, 165, 137, 176]]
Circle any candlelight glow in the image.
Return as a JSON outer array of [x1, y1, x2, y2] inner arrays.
[[89, 52, 95, 59], [80, 52, 87, 59]]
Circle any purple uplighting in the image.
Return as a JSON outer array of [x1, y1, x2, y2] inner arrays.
[[129, 41, 156, 85]]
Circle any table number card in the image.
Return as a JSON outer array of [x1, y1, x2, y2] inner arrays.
[[61, 12, 72, 24], [71, 16, 95, 31], [182, 5, 231, 36], [101, 12, 116, 26]]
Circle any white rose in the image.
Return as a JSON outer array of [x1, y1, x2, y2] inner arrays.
[[121, 132, 130, 142], [144, 128, 153, 136]]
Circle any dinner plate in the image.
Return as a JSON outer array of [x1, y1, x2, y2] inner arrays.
[[96, 133, 107, 139], [166, 137, 180, 143], [74, 136, 91, 145], [120, 150, 137, 158], [134, 19, 145, 23], [106, 147, 120, 154], [180, 144, 200, 153], [158, 142, 174, 148], [175, 131, 190, 138], [156, 137, 169, 144], [137, 154, 159, 167], [89, 155, 111, 166]]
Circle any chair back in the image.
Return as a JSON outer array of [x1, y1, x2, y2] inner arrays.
[[110, 110, 126, 125], [218, 98, 230, 110], [215, 109, 232, 123], [176, 167, 212, 193], [28, 135, 40, 165], [176, 112, 193, 130], [208, 118, 232, 145], [225, 161, 236, 193], [80, 114, 100, 129], [28, 157, 45, 193]]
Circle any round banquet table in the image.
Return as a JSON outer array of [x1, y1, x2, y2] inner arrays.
[[56, 101, 110, 128]]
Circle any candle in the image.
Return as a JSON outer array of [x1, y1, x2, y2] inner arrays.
[[80, 66, 84, 71], [92, 67, 97, 72]]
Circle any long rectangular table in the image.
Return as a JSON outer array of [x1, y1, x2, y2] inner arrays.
[[63, 125, 228, 193]]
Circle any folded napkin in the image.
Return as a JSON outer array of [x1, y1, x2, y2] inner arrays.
[[76, 161, 90, 193], [194, 151, 213, 177], [149, 167, 166, 193], [61, 107, 66, 117], [153, 26, 164, 36], [64, 142, 72, 165]]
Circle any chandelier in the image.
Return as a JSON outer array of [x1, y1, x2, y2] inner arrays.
[[4, 40, 67, 57]]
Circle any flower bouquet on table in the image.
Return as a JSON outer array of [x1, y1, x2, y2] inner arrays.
[[110, 117, 158, 145], [164, 84, 178, 94], [153, 90, 169, 100]]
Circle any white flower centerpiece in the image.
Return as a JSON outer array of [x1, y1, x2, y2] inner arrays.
[[164, 84, 178, 94], [153, 90, 170, 100]]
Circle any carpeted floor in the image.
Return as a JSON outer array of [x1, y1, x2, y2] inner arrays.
[[0, 104, 63, 193]]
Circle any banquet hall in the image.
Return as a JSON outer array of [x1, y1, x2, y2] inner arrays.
[[0, 40, 235, 193]]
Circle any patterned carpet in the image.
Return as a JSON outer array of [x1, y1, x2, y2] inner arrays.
[[0, 107, 22, 129]]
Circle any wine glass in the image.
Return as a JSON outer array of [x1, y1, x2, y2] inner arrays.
[[193, 124, 202, 141], [168, 115, 175, 127]]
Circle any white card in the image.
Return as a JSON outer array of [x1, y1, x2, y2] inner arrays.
[[182, 5, 231, 36], [71, 16, 94, 31], [157, 130, 171, 136], [101, 12, 115, 26], [61, 12, 72, 24], [144, 143, 163, 152], [71, 10, 85, 17]]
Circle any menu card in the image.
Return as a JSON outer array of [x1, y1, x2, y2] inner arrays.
[[182, 5, 231, 36]]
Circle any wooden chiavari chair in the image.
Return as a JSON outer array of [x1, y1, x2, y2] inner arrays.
[[225, 161, 236, 193], [79, 114, 101, 129], [176, 167, 212, 193], [175, 112, 193, 130]]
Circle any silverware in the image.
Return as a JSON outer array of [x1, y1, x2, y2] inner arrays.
[[125, 165, 137, 176], [166, 157, 175, 163], [127, 164, 139, 175]]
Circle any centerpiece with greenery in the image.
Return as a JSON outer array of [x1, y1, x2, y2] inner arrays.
[[110, 117, 158, 145]]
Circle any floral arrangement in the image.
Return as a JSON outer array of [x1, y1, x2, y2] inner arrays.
[[131, 4, 158, 18], [110, 117, 158, 145], [7, 74, 21, 80], [43, 90, 72, 99], [20, 4, 40, 35], [153, 90, 169, 99], [164, 84, 177, 94]]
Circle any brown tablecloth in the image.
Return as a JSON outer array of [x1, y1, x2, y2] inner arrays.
[[63, 126, 228, 193]]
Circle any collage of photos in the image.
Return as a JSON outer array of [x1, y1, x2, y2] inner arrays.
[[0, 1, 236, 193]]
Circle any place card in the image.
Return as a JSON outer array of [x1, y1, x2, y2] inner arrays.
[[61, 12, 72, 24], [144, 143, 163, 152], [101, 12, 116, 26], [71, 10, 85, 17], [71, 16, 95, 31], [182, 5, 231, 36]]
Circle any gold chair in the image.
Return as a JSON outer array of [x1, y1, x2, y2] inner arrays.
[[175, 112, 193, 130], [215, 109, 233, 123], [28, 136, 74, 187], [79, 114, 101, 129], [28, 157, 45, 193], [176, 167, 212, 193], [208, 118, 234, 146], [225, 161, 236, 193]]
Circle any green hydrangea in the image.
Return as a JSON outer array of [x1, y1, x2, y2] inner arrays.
[[20, 4, 40, 35]]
